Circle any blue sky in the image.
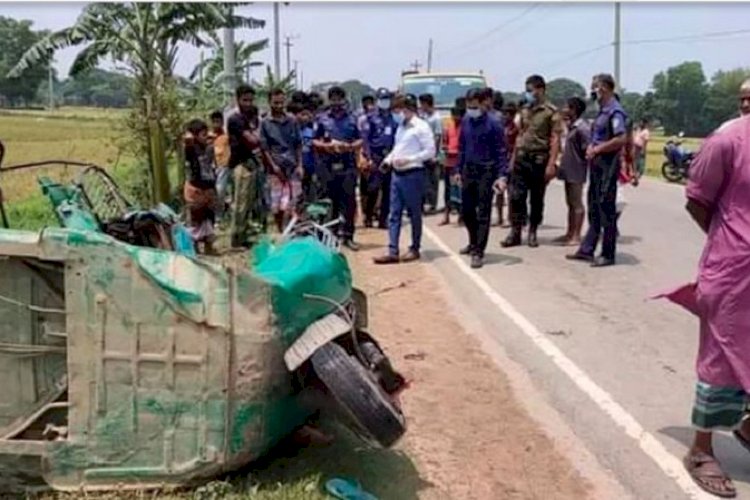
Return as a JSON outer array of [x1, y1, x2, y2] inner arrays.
[[3, 2, 750, 94]]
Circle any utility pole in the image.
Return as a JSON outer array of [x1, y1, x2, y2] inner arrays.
[[293, 60, 299, 88], [223, 23, 236, 105], [300, 70, 304, 91], [410, 60, 422, 72], [427, 39, 433, 73], [273, 2, 281, 80], [47, 52, 54, 110], [284, 35, 299, 76], [614, 1, 621, 90]]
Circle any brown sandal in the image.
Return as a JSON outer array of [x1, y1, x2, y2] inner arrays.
[[684, 452, 737, 498]]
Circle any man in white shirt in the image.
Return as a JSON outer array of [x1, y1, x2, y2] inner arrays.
[[374, 94, 436, 264]]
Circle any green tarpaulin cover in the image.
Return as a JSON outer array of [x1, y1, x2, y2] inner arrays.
[[252, 237, 352, 343]]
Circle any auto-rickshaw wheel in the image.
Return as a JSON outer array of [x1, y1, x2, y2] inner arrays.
[[311, 342, 406, 448]]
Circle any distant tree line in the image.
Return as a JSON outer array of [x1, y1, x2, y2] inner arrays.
[[501, 63, 749, 137], [3, 15, 748, 137]]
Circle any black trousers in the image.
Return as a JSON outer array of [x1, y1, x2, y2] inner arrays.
[[328, 168, 358, 240], [461, 165, 495, 257], [423, 160, 440, 210], [580, 155, 619, 260], [510, 151, 549, 229]]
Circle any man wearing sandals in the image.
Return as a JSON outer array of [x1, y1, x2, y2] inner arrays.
[[671, 113, 750, 498]]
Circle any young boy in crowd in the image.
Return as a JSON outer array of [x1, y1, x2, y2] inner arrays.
[[295, 104, 318, 203], [440, 105, 465, 226], [209, 111, 231, 219], [184, 119, 218, 255]]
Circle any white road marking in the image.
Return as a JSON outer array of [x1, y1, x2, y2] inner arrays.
[[423, 225, 713, 500]]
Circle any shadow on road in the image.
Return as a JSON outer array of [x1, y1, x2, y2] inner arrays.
[[616, 252, 641, 266], [230, 422, 431, 499], [483, 252, 523, 266], [617, 235, 643, 245], [660, 426, 750, 486], [421, 248, 449, 262]]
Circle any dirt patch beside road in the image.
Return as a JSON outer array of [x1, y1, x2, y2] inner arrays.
[[348, 229, 593, 500]]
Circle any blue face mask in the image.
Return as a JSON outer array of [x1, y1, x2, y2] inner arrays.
[[377, 99, 391, 110], [466, 108, 482, 119], [392, 111, 405, 125], [524, 91, 536, 105]]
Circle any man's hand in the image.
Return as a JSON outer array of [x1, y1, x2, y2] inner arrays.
[[393, 158, 409, 168], [452, 173, 462, 186], [271, 162, 282, 177], [492, 178, 507, 194], [295, 165, 304, 179], [585, 144, 598, 161]]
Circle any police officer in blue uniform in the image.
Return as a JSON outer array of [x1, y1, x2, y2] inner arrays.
[[313, 86, 363, 251], [360, 88, 397, 228], [567, 73, 628, 267]]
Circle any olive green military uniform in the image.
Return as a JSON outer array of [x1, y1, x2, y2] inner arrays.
[[509, 100, 563, 230]]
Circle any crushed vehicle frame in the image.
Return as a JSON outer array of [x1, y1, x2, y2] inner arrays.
[[0, 142, 406, 494]]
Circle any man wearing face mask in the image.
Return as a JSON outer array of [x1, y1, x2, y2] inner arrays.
[[502, 75, 563, 249], [313, 86, 363, 251], [455, 88, 508, 269], [567, 73, 628, 267], [360, 88, 397, 228], [373, 94, 436, 264], [740, 79, 750, 117]]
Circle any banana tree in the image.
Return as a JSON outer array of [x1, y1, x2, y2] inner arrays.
[[191, 36, 269, 86], [8, 2, 264, 205], [253, 65, 297, 101]]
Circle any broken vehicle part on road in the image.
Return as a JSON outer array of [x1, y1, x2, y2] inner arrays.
[[0, 144, 406, 493]]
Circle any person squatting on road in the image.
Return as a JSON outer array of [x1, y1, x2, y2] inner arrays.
[[503, 75, 563, 249], [183, 119, 218, 255], [419, 93, 443, 215], [227, 85, 264, 248], [313, 86, 363, 251], [360, 88, 397, 229], [659, 113, 750, 499], [456, 88, 508, 269], [259, 88, 304, 233], [567, 74, 628, 267], [439, 105, 466, 226], [555, 97, 590, 246], [373, 94, 436, 265]]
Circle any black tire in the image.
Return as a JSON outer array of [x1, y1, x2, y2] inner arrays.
[[311, 342, 406, 448], [661, 161, 683, 183]]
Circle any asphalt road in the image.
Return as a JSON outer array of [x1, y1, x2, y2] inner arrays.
[[417, 178, 748, 499]]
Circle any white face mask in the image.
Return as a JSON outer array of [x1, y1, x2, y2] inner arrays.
[[466, 108, 482, 119], [377, 99, 391, 110]]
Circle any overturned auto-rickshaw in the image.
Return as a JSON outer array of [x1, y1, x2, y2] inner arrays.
[[0, 141, 406, 493]]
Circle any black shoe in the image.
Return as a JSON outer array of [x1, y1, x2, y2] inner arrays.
[[591, 256, 615, 268], [459, 245, 475, 255], [343, 240, 360, 251], [528, 229, 539, 248], [470, 255, 484, 269], [501, 231, 522, 248], [566, 252, 594, 262]]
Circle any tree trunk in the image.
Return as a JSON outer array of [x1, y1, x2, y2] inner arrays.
[[144, 94, 170, 204]]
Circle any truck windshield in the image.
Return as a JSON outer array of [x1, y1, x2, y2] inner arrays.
[[401, 76, 486, 108]]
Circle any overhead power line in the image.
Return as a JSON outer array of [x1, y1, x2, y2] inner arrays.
[[439, 3, 540, 57]]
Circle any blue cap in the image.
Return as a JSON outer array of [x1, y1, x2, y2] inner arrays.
[[376, 88, 393, 100]]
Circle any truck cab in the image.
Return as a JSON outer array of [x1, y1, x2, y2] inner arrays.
[[399, 72, 488, 119]]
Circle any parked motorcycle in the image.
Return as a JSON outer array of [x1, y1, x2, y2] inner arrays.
[[661, 132, 694, 183]]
